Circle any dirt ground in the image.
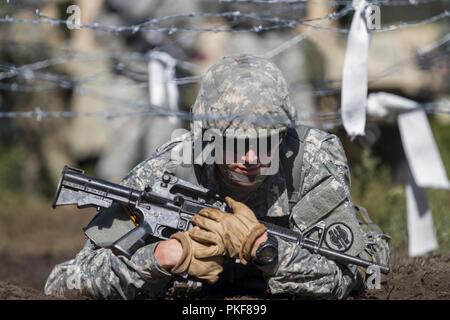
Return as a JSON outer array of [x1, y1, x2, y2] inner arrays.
[[1, 200, 449, 300], [1, 251, 450, 300], [356, 254, 450, 300]]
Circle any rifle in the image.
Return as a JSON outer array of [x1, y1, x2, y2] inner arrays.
[[52, 166, 390, 274]]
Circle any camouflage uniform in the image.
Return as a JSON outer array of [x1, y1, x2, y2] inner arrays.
[[45, 56, 390, 300]]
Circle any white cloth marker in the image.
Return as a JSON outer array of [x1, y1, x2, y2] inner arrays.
[[367, 92, 418, 118], [398, 110, 450, 189], [406, 170, 438, 257], [148, 51, 180, 124], [366, 91, 446, 256], [341, 0, 370, 137]]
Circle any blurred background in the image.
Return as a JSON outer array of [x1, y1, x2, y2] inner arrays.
[[0, 0, 449, 298]]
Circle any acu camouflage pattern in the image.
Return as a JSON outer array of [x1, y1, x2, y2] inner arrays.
[[45, 129, 390, 300], [191, 55, 297, 139], [45, 55, 390, 299]]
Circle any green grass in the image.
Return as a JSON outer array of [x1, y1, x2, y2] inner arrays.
[[350, 145, 450, 257], [350, 148, 408, 257], [0, 144, 28, 206]]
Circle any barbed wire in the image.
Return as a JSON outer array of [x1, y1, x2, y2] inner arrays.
[[0, 73, 448, 131], [0, 30, 447, 98], [0, 3, 349, 83], [297, 10, 449, 33], [0, 3, 446, 84], [0, 9, 319, 34], [0, 3, 448, 129], [3, 0, 445, 8], [0, 9, 445, 97], [0, 46, 446, 98], [0, 5, 447, 35], [0, 49, 202, 82], [288, 32, 450, 87], [262, 3, 354, 58], [0, 5, 352, 92], [0, 100, 448, 132], [217, 0, 448, 6], [0, 34, 448, 120]]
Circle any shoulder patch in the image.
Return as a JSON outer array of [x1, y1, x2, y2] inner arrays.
[[325, 222, 354, 252]]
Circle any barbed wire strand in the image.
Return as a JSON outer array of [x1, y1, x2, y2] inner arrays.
[[0, 6, 447, 35], [0, 4, 448, 128], [0, 30, 447, 98], [0, 100, 449, 132], [217, 0, 447, 6]]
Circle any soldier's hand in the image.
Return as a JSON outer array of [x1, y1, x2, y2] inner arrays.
[[168, 228, 224, 284], [154, 238, 183, 270], [193, 197, 267, 265]]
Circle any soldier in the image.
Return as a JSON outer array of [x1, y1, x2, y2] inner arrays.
[[44, 55, 390, 300]]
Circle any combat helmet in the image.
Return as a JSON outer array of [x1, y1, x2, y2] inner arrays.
[[191, 55, 297, 139]]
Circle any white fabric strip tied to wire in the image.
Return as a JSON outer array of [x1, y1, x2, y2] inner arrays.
[[341, 0, 371, 138], [148, 51, 180, 124], [399, 109, 448, 256], [404, 170, 438, 257], [367, 92, 450, 256]]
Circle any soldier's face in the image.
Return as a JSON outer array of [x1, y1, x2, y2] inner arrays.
[[225, 147, 268, 175], [217, 135, 278, 187]]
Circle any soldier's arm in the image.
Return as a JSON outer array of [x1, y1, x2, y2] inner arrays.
[[45, 137, 185, 299], [44, 239, 173, 299], [256, 207, 360, 299], [256, 132, 367, 299]]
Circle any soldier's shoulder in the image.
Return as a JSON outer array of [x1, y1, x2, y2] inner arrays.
[[305, 128, 332, 142], [303, 128, 339, 151], [303, 128, 347, 166], [154, 131, 193, 156], [122, 131, 194, 187]]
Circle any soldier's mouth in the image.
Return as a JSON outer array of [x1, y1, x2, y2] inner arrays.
[[234, 164, 264, 175]]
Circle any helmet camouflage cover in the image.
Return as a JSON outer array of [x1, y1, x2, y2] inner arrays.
[[191, 55, 297, 139]]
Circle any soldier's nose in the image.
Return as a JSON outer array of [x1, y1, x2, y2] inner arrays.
[[242, 148, 258, 164]]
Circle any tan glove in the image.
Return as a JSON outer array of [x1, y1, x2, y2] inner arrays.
[[192, 197, 267, 265], [169, 227, 224, 284]]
